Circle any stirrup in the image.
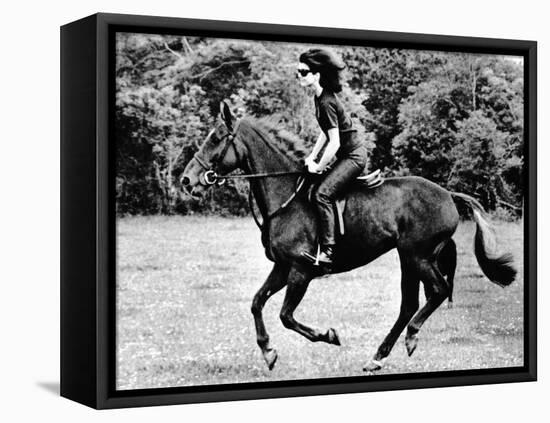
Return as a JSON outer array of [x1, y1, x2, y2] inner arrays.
[[301, 245, 333, 266]]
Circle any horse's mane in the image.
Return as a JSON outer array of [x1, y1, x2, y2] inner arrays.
[[238, 116, 309, 168]]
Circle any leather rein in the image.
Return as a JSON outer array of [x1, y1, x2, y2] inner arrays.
[[188, 128, 306, 230]]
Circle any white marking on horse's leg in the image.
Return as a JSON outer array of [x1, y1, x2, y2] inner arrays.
[[363, 357, 387, 373], [371, 358, 386, 368]]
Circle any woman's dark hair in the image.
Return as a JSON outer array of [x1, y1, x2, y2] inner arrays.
[[299, 48, 345, 93]]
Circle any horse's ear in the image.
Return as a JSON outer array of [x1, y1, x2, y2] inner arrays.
[[219, 100, 235, 132]]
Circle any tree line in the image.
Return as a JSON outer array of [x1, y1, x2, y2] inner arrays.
[[115, 33, 524, 218]]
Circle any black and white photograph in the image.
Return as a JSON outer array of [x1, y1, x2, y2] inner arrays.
[[114, 31, 526, 390], [4, 0, 548, 419]]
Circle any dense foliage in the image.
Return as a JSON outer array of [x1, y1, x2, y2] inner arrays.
[[115, 33, 524, 217]]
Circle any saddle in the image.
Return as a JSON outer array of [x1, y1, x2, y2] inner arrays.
[[306, 169, 384, 236]]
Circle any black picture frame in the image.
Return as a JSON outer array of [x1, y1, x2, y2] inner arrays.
[[60, 12, 537, 409]]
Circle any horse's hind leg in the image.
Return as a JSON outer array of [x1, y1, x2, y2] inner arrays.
[[405, 255, 451, 356], [279, 265, 341, 346], [439, 238, 457, 306], [425, 238, 457, 306], [364, 253, 420, 372], [251, 263, 289, 370]]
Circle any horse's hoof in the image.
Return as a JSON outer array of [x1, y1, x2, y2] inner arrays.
[[447, 301, 454, 309], [263, 349, 278, 370], [326, 328, 341, 346], [363, 358, 386, 373], [405, 333, 418, 356]]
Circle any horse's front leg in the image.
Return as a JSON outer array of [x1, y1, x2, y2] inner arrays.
[[279, 265, 341, 346], [251, 263, 289, 370]]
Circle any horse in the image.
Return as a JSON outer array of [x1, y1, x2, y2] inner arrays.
[[180, 101, 517, 372]]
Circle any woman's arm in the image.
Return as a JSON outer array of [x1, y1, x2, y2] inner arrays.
[[316, 128, 340, 170], [307, 131, 327, 163]]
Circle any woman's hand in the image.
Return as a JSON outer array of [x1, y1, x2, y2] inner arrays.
[[305, 155, 321, 173], [307, 161, 322, 174]]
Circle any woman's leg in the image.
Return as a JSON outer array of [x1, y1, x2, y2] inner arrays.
[[314, 156, 364, 247]]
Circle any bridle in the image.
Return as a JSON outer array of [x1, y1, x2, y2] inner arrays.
[[189, 130, 236, 186], [184, 122, 307, 229], [188, 123, 303, 186]]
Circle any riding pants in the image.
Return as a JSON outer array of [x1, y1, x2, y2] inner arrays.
[[313, 143, 368, 246]]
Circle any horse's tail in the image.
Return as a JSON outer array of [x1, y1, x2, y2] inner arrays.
[[450, 192, 517, 287]]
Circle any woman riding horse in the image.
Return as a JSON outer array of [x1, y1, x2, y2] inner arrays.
[[180, 103, 516, 372], [297, 49, 368, 266]]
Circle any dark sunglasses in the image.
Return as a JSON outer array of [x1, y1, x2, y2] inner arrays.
[[296, 69, 312, 77]]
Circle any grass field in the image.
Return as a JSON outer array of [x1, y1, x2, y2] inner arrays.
[[116, 216, 524, 390]]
